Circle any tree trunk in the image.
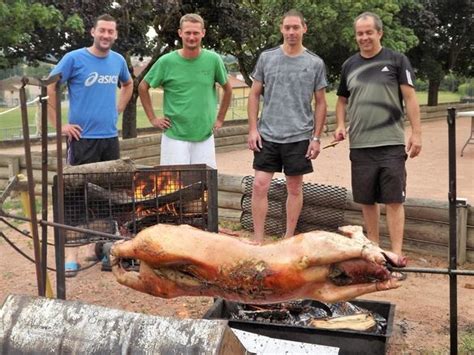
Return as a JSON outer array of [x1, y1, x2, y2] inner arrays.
[[427, 79, 440, 106], [122, 89, 138, 139]]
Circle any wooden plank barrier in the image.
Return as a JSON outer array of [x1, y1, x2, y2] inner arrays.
[[216, 174, 473, 263]]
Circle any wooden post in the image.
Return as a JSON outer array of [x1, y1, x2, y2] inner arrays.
[[7, 157, 20, 177], [17, 175, 54, 298], [456, 198, 468, 264]]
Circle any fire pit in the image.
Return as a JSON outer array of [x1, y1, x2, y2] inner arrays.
[[204, 298, 395, 355], [53, 164, 218, 245]]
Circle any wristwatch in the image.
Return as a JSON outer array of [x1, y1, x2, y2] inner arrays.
[[311, 136, 321, 143]]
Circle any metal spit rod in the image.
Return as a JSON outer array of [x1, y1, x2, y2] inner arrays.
[[0, 211, 129, 241], [389, 266, 474, 276]]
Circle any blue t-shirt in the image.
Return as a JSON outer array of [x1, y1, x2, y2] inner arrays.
[[50, 48, 131, 138]]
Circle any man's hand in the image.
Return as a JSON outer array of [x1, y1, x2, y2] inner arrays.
[[306, 140, 321, 159], [248, 129, 262, 152], [406, 132, 422, 158], [213, 119, 224, 131], [150, 117, 171, 130], [62, 124, 82, 141], [333, 127, 346, 141]]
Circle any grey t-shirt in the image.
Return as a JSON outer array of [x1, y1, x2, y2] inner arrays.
[[337, 48, 416, 148], [252, 46, 327, 143]]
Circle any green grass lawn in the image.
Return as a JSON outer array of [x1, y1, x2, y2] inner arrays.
[[0, 91, 462, 133]]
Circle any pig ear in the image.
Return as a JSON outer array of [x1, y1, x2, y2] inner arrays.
[[338, 225, 363, 238]]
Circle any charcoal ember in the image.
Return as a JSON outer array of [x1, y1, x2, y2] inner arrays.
[[236, 309, 292, 323]]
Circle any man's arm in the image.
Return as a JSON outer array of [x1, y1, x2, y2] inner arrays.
[[138, 79, 170, 130], [214, 81, 232, 129], [117, 78, 133, 114], [47, 83, 82, 140], [334, 96, 348, 141], [401, 84, 422, 158], [247, 80, 264, 151], [306, 88, 327, 159]]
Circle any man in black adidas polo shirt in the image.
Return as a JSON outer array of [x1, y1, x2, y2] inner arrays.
[[334, 12, 421, 264]]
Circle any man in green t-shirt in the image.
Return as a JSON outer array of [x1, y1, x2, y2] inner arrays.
[[138, 13, 232, 168]]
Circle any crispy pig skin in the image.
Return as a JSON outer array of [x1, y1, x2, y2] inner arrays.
[[111, 224, 406, 304]]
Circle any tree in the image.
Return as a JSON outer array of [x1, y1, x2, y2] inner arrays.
[[398, 0, 473, 105], [0, 1, 83, 69], [196, 0, 419, 86], [3, 0, 156, 138], [3, 0, 422, 138]]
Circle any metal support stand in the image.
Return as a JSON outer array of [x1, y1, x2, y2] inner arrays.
[[447, 107, 458, 355], [48, 78, 67, 299], [40, 84, 49, 297], [1, 74, 128, 300], [19, 78, 44, 296]]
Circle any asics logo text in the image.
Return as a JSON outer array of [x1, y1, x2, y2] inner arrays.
[[85, 72, 119, 86]]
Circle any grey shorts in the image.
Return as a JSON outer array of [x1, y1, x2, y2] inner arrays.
[[350, 145, 407, 204], [253, 139, 313, 176]]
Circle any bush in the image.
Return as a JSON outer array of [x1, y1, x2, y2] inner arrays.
[[415, 79, 428, 91], [458, 82, 474, 97]]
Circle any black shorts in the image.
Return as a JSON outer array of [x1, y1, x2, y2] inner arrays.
[[350, 145, 407, 204], [253, 139, 313, 176], [67, 137, 120, 166]]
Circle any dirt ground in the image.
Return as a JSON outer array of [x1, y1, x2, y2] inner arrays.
[[1, 118, 473, 353]]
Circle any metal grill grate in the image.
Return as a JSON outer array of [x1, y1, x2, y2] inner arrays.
[[53, 165, 218, 244], [240, 176, 347, 236]]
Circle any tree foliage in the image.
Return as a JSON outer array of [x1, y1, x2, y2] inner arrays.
[[398, 0, 473, 105], [3, 0, 461, 137], [194, 0, 419, 86], [1, 0, 156, 138], [0, 1, 83, 68]]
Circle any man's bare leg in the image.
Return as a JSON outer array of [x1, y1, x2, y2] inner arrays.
[[284, 174, 304, 238], [65, 248, 78, 264], [385, 203, 405, 255], [251, 171, 274, 242], [361, 203, 380, 245]]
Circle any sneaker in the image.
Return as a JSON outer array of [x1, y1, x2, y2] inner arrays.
[[65, 261, 80, 278]]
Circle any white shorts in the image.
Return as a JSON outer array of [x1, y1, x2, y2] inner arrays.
[[160, 134, 217, 169]]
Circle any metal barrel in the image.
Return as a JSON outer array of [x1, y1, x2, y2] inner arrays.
[[0, 294, 247, 354]]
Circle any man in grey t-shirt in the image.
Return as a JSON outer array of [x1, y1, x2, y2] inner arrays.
[[334, 12, 421, 264], [247, 9, 327, 243]]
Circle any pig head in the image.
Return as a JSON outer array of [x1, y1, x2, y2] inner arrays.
[[110, 224, 407, 304]]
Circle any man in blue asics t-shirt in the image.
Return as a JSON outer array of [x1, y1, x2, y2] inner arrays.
[[48, 13, 132, 164], [47, 14, 132, 276]]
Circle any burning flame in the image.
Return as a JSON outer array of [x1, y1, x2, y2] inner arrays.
[[134, 171, 182, 200]]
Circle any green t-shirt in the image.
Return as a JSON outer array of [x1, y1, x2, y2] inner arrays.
[[144, 49, 228, 142]]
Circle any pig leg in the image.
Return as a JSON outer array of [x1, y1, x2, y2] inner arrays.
[[110, 239, 143, 260], [111, 237, 190, 266], [338, 225, 366, 240], [338, 225, 407, 267], [111, 255, 206, 298], [110, 252, 147, 292], [110, 245, 173, 296]]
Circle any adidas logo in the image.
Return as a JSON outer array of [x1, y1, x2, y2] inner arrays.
[[381, 66, 390, 72]]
